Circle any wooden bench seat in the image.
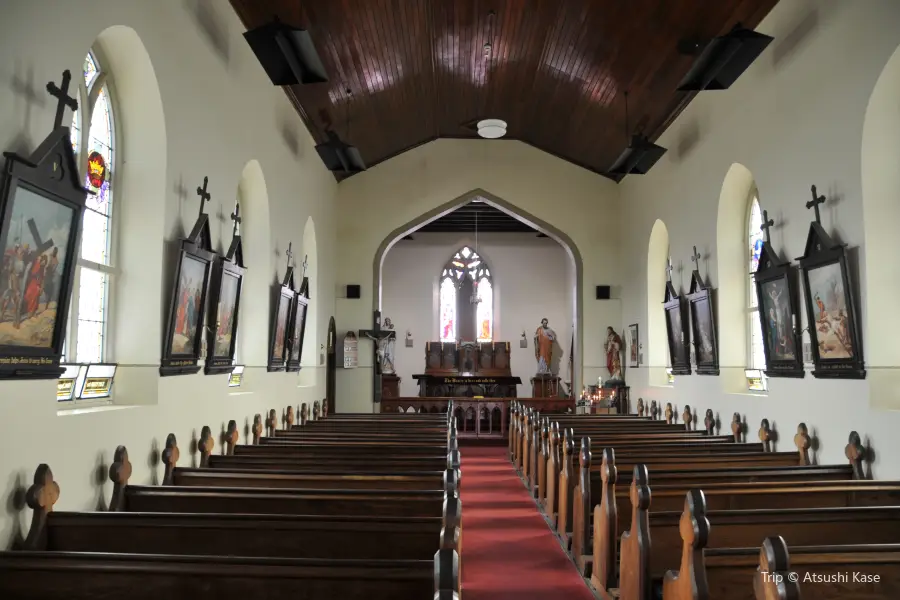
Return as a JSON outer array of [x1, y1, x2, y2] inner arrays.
[[0, 550, 457, 600]]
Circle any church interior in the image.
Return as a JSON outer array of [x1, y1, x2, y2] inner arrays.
[[1, 0, 900, 598]]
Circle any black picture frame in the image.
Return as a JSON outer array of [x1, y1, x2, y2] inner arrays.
[[627, 323, 639, 368], [797, 201, 865, 379], [663, 279, 691, 375], [687, 269, 720, 376], [286, 277, 310, 372], [267, 250, 296, 372], [0, 85, 87, 379], [753, 232, 804, 378], [160, 179, 215, 376], [205, 211, 245, 375]]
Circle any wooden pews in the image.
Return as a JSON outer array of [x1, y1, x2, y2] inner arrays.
[[0, 404, 462, 599]]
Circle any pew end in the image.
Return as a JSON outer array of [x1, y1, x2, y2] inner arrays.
[[108, 445, 132, 512], [590, 448, 618, 593], [251, 414, 262, 445], [434, 547, 460, 597], [224, 420, 239, 455], [661, 489, 710, 600], [845, 431, 866, 479], [23, 464, 60, 551], [198, 425, 214, 467], [618, 464, 651, 600], [161, 433, 180, 486], [753, 536, 801, 600]]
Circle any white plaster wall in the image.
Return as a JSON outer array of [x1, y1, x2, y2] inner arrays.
[[0, 0, 337, 544], [334, 139, 622, 413], [382, 232, 573, 397], [617, 0, 900, 478]]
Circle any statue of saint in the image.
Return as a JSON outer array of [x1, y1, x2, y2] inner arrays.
[[534, 317, 556, 375], [605, 326, 623, 381]]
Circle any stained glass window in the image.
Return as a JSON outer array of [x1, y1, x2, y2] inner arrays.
[[66, 51, 117, 365], [439, 246, 493, 342], [747, 196, 766, 373]]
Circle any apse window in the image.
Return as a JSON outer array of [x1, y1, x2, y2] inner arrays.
[[746, 195, 767, 387], [68, 51, 118, 365], [439, 246, 493, 342]]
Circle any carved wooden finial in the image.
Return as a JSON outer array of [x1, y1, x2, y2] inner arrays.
[[224, 420, 239, 455], [665, 402, 673, 424], [731, 413, 742, 443], [703, 409, 714, 435], [650, 400, 658, 420], [579, 437, 592, 469], [286, 405, 295, 428], [301, 402, 308, 425], [845, 431, 865, 479], [563, 427, 574, 460], [198, 426, 215, 467], [252, 414, 262, 445], [637, 397, 645, 417], [162, 433, 180, 485], [108, 445, 133, 512], [662, 489, 710, 598], [322, 398, 329, 419], [758, 418, 772, 452], [794, 423, 811, 466], [682, 405, 693, 431], [267, 409, 277, 435], [24, 464, 60, 550], [313, 400, 321, 420], [753, 536, 800, 600]]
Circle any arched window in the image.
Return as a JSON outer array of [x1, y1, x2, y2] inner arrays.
[[67, 51, 118, 363], [438, 246, 493, 342], [747, 196, 766, 370]]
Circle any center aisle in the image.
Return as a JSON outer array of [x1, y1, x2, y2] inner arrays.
[[459, 445, 597, 600]]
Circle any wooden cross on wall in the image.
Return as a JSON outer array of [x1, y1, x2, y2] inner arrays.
[[230, 202, 241, 236], [806, 185, 826, 223], [301, 254, 308, 279], [760, 210, 774, 243], [359, 310, 395, 404], [285, 241, 294, 270], [196, 176, 211, 217], [690, 246, 701, 272], [46, 70, 78, 129]]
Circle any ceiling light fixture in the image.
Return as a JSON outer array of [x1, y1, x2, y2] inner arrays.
[[477, 118, 507, 139]]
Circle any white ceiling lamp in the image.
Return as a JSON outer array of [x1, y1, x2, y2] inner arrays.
[[477, 118, 507, 139]]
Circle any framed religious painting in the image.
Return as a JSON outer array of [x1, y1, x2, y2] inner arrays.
[[663, 278, 691, 375], [205, 203, 245, 375], [286, 277, 310, 372], [753, 215, 804, 378], [160, 177, 216, 376], [0, 71, 87, 379], [267, 244, 296, 372], [798, 187, 864, 378], [627, 323, 639, 368], [686, 269, 720, 376]]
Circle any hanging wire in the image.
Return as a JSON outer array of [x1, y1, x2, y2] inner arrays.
[[345, 87, 352, 140], [623, 90, 630, 142]]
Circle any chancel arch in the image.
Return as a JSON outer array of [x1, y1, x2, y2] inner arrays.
[[715, 162, 760, 393], [439, 245, 494, 342], [236, 159, 271, 365], [299, 216, 318, 387], [76, 26, 167, 370], [373, 188, 583, 396], [646, 219, 670, 386], [862, 40, 900, 410]]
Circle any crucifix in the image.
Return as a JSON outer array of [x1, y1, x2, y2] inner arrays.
[[230, 201, 241, 236], [690, 246, 701, 272], [359, 310, 396, 403], [285, 241, 294, 271], [665, 257, 674, 282], [196, 176, 211, 217], [760, 210, 774, 243], [806, 185, 826, 224], [300, 254, 309, 279], [46, 70, 78, 130]]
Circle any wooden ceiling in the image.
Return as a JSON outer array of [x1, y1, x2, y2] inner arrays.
[[230, 0, 779, 181], [417, 200, 537, 233]]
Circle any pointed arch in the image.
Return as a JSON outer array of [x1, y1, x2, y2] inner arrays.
[[647, 219, 670, 386], [301, 216, 318, 377], [439, 245, 493, 342]]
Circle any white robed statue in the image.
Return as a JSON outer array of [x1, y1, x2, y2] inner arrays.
[[365, 317, 396, 375]]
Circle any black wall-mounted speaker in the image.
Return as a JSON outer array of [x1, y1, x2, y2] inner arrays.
[[346, 284, 361, 299], [596, 285, 611, 300]]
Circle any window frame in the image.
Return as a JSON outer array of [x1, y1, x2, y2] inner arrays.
[[66, 49, 121, 367], [746, 193, 768, 390], [438, 246, 494, 342]]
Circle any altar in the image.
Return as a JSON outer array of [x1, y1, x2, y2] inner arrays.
[[412, 341, 521, 397]]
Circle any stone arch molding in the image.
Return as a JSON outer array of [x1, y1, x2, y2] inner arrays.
[[90, 25, 167, 366], [236, 159, 272, 364], [372, 188, 584, 394], [862, 41, 900, 410], [646, 219, 669, 386], [716, 162, 757, 393]]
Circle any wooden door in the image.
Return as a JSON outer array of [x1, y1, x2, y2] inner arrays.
[[326, 316, 336, 414]]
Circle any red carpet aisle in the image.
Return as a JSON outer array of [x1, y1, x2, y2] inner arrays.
[[460, 446, 597, 600]]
